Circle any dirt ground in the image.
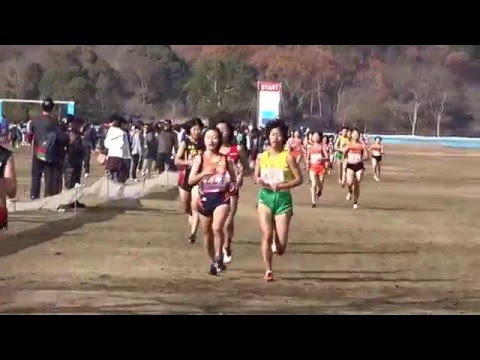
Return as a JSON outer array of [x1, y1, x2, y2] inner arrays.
[[0, 145, 480, 314]]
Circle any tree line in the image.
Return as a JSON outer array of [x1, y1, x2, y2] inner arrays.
[[1, 45, 479, 136]]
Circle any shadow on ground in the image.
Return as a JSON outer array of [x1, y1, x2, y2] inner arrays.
[[1, 207, 125, 259]]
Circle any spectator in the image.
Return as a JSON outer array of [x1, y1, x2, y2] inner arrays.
[[30, 98, 68, 199], [156, 119, 178, 173], [82, 124, 96, 178], [104, 115, 131, 184], [63, 129, 86, 209], [10, 124, 19, 149], [130, 124, 143, 181], [142, 124, 158, 178], [0, 115, 10, 146]]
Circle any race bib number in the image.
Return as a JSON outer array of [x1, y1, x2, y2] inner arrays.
[[349, 152, 362, 163], [310, 153, 323, 164], [202, 175, 228, 193], [261, 168, 284, 185]]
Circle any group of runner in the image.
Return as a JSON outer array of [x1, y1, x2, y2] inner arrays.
[[290, 126, 385, 209], [174, 118, 384, 281]]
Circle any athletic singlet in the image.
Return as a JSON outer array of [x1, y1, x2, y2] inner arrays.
[[0, 146, 12, 229], [289, 138, 302, 152], [346, 142, 365, 164], [338, 135, 349, 149], [322, 144, 330, 160], [199, 154, 229, 194], [0, 146, 12, 178], [259, 150, 293, 190], [309, 144, 325, 164], [181, 137, 202, 171], [225, 144, 240, 165], [370, 143, 383, 156]]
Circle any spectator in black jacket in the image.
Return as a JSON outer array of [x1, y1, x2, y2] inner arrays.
[[141, 124, 158, 178], [30, 98, 69, 199], [156, 119, 178, 173], [63, 129, 86, 209], [82, 124, 96, 178]]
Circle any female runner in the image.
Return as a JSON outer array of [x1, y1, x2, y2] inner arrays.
[[306, 132, 329, 208], [343, 129, 368, 209], [288, 130, 303, 164], [217, 120, 248, 264], [188, 128, 237, 276], [255, 119, 303, 282], [334, 127, 349, 186], [369, 136, 384, 182], [174, 118, 204, 243], [322, 134, 332, 175], [0, 145, 17, 232]]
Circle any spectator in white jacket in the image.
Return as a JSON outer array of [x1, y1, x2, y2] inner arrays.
[[130, 124, 143, 181], [104, 115, 131, 183]]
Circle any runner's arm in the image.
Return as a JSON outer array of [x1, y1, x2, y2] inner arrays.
[[363, 146, 369, 161], [226, 158, 237, 186], [236, 145, 247, 186], [334, 137, 341, 152], [4, 155, 17, 199], [174, 141, 191, 167], [305, 147, 311, 168], [254, 156, 261, 184], [276, 154, 303, 191], [187, 155, 208, 186]]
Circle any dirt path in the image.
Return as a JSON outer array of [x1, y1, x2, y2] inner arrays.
[[0, 147, 479, 314]]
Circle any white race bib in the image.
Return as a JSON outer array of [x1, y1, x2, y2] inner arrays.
[[202, 175, 228, 193], [349, 152, 362, 163], [310, 153, 323, 164], [261, 168, 284, 185]]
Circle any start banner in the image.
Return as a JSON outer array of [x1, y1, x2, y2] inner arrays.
[[257, 81, 282, 128]]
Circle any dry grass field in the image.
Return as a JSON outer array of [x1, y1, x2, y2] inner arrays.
[[0, 145, 479, 314]]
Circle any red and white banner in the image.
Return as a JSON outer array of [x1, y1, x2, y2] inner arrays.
[[257, 81, 282, 128]]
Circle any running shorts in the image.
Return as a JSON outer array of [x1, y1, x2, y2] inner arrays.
[[0, 206, 7, 230], [310, 163, 326, 176], [372, 155, 382, 162], [257, 189, 293, 216], [335, 151, 344, 161], [198, 192, 230, 217], [178, 169, 192, 192], [291, 150, 302, 160], [346, 162, 365, 173]]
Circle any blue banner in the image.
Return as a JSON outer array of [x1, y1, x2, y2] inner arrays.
[[0, 101, 3, 118], [67, 102, 75, 115]]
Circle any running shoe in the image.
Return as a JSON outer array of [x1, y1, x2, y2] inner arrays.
[[209, 263, 219, 276], [223, 247, 233, 264], [312, 204, 316, 208], [346, 192, 352, 202], [353, 204, 359, 210], [188, 234, 196, 244], [216, 256, 227, 272], [264, 271, 274, 282]]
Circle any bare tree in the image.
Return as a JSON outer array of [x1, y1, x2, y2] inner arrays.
[[0, 52, 29, 97], [425, 65, 458, 137], [387, 62, 431, 135], [338, 87, 389, 130], [121, 53, 158, 107]]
